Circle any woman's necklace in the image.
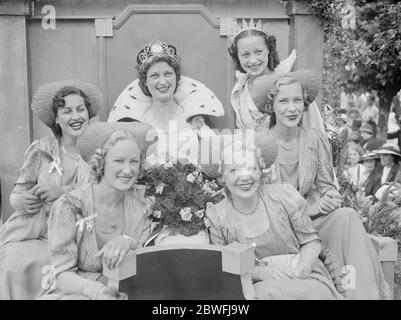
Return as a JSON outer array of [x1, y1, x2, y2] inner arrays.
[[270, 131, 298, 151], [276, 140, 297, 151], [61, 145, 81, 161], [230, 193, 260, 215]]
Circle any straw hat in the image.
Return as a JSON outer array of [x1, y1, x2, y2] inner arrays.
[[31, 80, 103, 132], [201, 131, 278, 178], [249, 70, 321, 112], [77, 122, 158, 163], [360, 122, 373, 134], [358, 152, 380, 163], [374, 143, 401, 159]]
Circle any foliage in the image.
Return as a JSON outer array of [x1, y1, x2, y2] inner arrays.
[[138, 159, 224, 236], [337, 164, 401, 244], [308, 0, 401, 115]]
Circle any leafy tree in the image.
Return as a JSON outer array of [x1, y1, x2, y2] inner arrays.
[[308, 0, 401, 127]]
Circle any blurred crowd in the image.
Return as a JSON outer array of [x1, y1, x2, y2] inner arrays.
[[338, 91, 401, 202]]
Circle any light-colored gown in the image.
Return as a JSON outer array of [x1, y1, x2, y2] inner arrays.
[[0, 136, 90, 299], [268, 127, 391, 299], [39, 183, 152, 300], [207, 183, 343, 300]]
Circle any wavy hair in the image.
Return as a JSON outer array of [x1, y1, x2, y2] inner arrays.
[[265, 76, 314, 128], [51, 86, 96, 137], [136, 55, 181, 97], [89, 130, 144, 183], [228, 30, 280, 73]]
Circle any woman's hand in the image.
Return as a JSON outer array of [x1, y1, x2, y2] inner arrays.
[[94, 235, 136, 270], [31, 183, 66, 202], [20, 188, 43, 214], [96, 285, 120, 300], [252, 265, 299, 281], [319, 192, 342, 215]]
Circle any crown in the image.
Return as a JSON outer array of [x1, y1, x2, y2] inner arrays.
[[136, 40, 179, 68], [229, 18, 269, 41]]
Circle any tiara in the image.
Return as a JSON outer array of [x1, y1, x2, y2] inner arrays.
[[136, 40, 179, 68], [229, 18, 269, 41]]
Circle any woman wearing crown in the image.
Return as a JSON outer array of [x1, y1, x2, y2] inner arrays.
[[108, 40, 224, 165], [228, 19, 325, 133]]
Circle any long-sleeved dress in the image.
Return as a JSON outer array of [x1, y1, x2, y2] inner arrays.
[[39, 183, 152, 300], [0, 136, 90, 300], [268, 127, 391, 299], [207, 183, 342, 300]]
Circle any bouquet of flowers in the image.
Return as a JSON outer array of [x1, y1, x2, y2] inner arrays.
[[138, 158, 225, 236]]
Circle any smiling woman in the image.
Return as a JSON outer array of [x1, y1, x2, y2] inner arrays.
[[251, 71, 391, 299], [107, 39, 225, 165], [39, 121, 157, 300], [0, 80, 101, 299], [204, 133, 342, 300]]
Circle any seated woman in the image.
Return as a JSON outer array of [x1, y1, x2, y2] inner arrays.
[[0, 80, 101, 299], [344, 144, 365, 188], [251, 70, 390, 299], [376, 143, 401, 185], [108, 40, 224, 164], [204, 134, 342, 299], [359, 152, 382, 198], [228, 19, 324, 133], [39, 122, 156, 300]]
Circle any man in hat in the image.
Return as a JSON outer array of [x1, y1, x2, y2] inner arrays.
[[360, 121, 379, 151]]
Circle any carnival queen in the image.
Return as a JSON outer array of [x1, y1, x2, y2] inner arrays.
[[108, 39, 225, 165]]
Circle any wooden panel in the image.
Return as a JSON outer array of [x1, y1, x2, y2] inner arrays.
[[28, 20, 99, 139], [103, 244, 254, 300], [30, 0, 287, 17], [0, 0, 29, 16], [0, 16, 31, 222]]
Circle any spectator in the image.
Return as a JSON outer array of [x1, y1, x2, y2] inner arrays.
[[361, 94, 379, 125], [360, 122, 379, 151], [359, 152, 382, 198], [344, 145, 365, 187], [387, 96, 401, 152], [375, 143, 401, 184]]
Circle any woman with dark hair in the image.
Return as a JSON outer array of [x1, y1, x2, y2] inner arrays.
[[40, 122, 156, 300], [359, 152, 382, 198], [250, 70, 390, 299], [376, 143, 401, 184], [228, 19, 324, 133], [0, 80, 102, 299], [108, 40, 224, 164]]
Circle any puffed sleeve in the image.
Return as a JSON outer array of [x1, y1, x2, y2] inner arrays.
[[48, 193, 81, 279], [206, 202, 229, 246], [10, 139, 43, 211], [315, 131, 340, 198], [277, 184, 320, 246]]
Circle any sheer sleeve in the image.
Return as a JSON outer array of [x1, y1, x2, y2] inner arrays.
[[206, 202, 229, 246], [315, 132, 341, 198], [48, 194, 81, 280], [10, 139, 43, 211], [279, 184, 321, 246], [278, 184, 322, 275]]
